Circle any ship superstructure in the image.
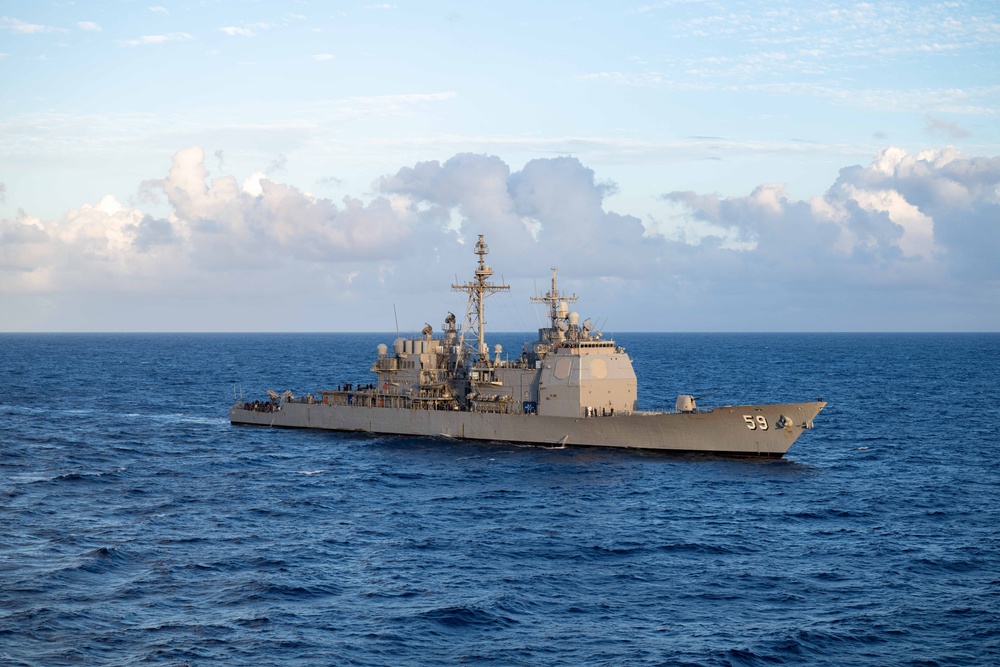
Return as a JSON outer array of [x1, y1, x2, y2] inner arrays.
[[231, 235, 826, 457]]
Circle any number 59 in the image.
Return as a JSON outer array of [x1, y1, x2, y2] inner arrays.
[[743, 415, 768, 430]]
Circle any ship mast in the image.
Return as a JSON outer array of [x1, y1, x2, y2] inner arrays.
[[452, 235, 509, 362], [531, 266, 577, 329]]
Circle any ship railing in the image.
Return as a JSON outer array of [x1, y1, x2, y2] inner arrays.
[[562, 341, 617, 349], [314, 387, 465, 412], [238, 400, 281, 413], [582, 407, 632, 417], [471, 402, 516, 414]]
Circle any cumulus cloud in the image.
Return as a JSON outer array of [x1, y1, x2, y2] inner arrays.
[[0, 147, 422, 299], [662, 146, 1000, 292], [163, 147, 413, 267], [375, 153, 653, 281], [0, 195, 167, 293], [1, 146, 997, 331]]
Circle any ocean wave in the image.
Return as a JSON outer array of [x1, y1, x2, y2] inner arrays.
[[2, 332, 998, 666], [656, 542, 753, 555], [19, 467, 129, 486], [121, 411, 228, 426], [414, 604, 518, 629], [77, 546, 132, 574]]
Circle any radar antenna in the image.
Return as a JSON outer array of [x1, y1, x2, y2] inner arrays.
[[452, 235, 510, 362], [531, 267, 578, 330]]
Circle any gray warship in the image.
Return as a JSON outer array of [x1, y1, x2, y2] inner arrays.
[[231, 235, 826, 457]]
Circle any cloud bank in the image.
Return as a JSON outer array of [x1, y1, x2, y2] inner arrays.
[[1, 146, 997, 331]]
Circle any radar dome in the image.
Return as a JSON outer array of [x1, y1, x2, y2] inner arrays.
[[568, 311, 580, 326]]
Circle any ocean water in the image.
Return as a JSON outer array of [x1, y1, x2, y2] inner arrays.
[[1, 332, 997, 666]]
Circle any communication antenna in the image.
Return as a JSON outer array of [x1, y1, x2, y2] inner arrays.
[[452, 235, 510, 362], [393, 304, 399, 338], [531, 267, 578, 329]]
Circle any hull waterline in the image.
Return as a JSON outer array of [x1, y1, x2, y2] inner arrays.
[[231, 400, 826, 457]]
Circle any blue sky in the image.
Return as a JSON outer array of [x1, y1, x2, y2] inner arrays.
[[1, 1, 998, 331]]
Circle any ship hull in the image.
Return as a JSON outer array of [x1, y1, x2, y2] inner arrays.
[[230, 401, 826, 457]]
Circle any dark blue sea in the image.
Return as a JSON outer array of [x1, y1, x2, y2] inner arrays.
[[1, 333, 998, 666]]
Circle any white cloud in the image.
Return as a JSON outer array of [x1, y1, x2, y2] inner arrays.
[[0, 195, 161, 293], [312, 53, 334, 61], [219, 26, 255, 37], [241, 171, 268, 196], [149, 6, 169, 14], [1, 17, 65, 34], [120, 32, 195, 47], [574, 2, 1000, 118], [219, 23, 272, 37], [1, 146, 997, 331], [663, 146, 1000, 286], [0, 147, 421, 310], [840, 184, 936, 259], [77, 21, 101, 32]]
